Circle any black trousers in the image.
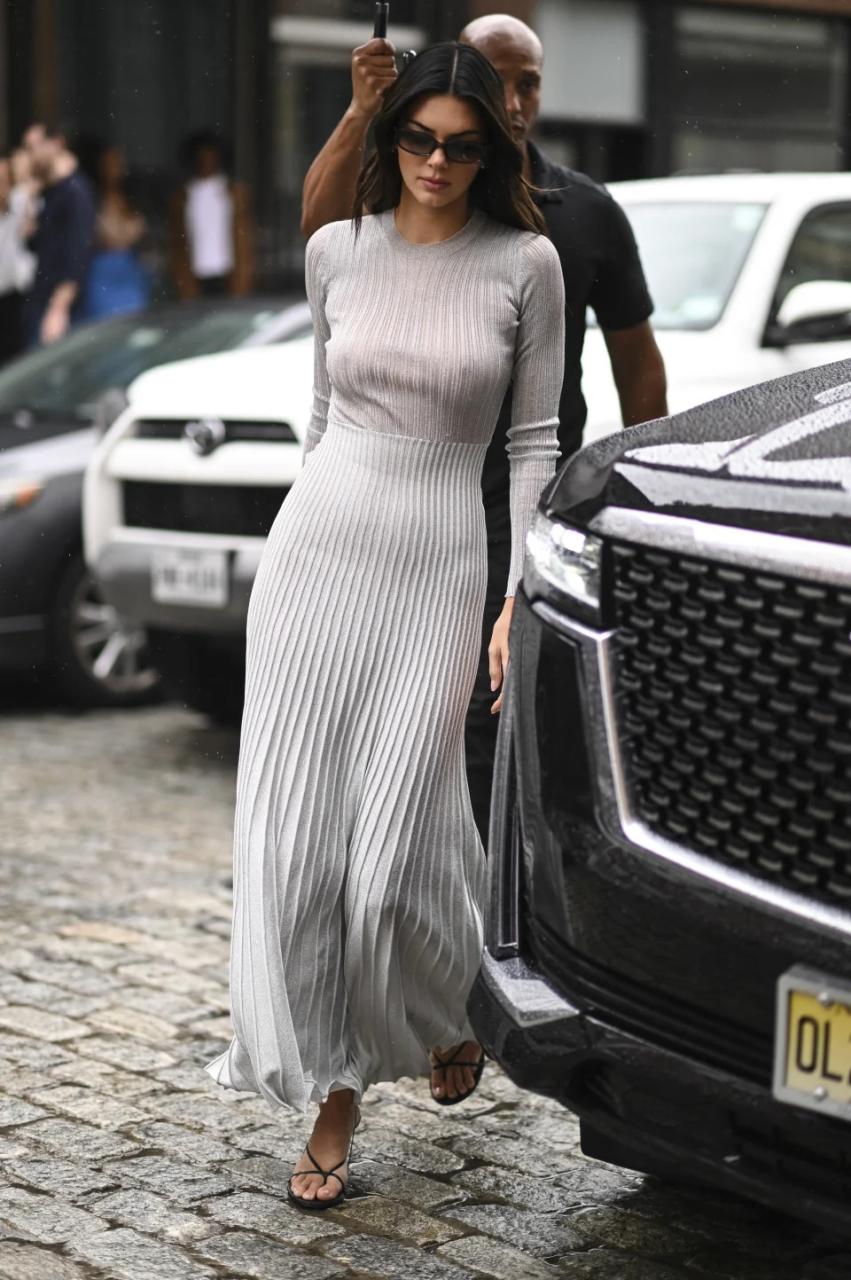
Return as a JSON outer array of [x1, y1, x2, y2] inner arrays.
[[197, 275, 229, 297], [464, 537, 511, 846], [0, 291, 23, 365]]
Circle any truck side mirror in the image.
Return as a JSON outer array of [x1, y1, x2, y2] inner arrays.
[[770, 280, 851, 345]]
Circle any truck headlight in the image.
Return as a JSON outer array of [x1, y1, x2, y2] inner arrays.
[[524, 511, 603, 623], [0, 477, 43, 515]]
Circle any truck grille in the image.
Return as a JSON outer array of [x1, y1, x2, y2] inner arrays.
[[611, 540, 851, 908], [123, 481, 286, 538]]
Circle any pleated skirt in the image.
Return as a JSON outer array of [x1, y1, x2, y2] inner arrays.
[[204, 419, 489, 1112]]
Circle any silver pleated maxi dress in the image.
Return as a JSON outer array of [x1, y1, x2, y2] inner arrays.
[[205, 208, 565, 1112]]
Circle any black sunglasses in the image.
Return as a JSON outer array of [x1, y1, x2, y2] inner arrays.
[[395, 127, 488, 166]]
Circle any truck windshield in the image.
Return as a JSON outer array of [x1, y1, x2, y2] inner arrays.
[[621, 201, 768, 331]]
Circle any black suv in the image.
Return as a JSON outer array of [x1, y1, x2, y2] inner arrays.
[[470, 359, 851, 1235]]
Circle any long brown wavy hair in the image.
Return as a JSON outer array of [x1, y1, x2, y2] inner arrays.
[[352, 42, 545, 237]]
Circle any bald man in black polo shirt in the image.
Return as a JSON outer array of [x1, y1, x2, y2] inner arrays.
[[301, 14, 668, 841]]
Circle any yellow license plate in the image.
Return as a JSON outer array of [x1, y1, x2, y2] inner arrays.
[[774, 967, 851, 1121]]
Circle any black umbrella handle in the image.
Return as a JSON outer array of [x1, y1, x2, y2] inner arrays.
[[374, 3, 416, 71]]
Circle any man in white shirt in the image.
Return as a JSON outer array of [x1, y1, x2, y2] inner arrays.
[[168, 132, 254, 299]]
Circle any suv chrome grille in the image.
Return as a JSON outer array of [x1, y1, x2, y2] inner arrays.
[[610, 540, 851, 907]]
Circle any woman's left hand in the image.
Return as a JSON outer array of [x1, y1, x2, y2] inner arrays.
[[488, 596, 514, 715]]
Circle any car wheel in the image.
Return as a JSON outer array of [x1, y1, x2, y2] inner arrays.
[[50, 554, 161, 707]]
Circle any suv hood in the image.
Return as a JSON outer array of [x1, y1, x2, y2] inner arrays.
[[548, 357, 851, 543], [128, 339, 314, 422]]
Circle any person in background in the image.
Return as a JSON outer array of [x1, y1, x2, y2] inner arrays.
[[9, 148, 39, 240], [168, 131, 253, 299], [0, 156, 36, 363], [79, 143, 150, 320], [21, 121, 95, 346], [301, 13, 668, 841]]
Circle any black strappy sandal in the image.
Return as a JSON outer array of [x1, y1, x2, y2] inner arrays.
[[287, 1108, 360, 1212], [429, 1044, 486, 1106]]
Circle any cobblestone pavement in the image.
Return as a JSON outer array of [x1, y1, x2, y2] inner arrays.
[[0, 699, 848, 1280]]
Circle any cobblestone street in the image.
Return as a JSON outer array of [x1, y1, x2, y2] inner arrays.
[[0, 698, 848, 1279]]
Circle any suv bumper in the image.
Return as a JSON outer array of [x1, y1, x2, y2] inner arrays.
[[93, 534, 263, 635], [470, 950, 851, 1235], [470, 588, 851, 1237]]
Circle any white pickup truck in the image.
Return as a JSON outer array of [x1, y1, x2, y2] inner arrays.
[[84, 173, 851, 720]]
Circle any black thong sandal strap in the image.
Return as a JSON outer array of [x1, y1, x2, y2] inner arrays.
[[325, 1122, 356, 1185], [290, 1107, 358, 1194], [301, 1142, 330, 1180], [297, 1138, 353, 1187], [431, 1046, 485, 1072]]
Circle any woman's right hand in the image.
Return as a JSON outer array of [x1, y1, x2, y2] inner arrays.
[[489, 597, 515, 716], [349, 38, 398, 121]]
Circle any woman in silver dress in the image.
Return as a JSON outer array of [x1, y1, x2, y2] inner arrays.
[[205, 42, 565, 1210]]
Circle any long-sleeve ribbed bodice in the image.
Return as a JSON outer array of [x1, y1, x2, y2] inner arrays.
[[304, 208, 565, 595]]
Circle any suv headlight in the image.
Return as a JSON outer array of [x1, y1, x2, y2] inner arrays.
[[524, 511, 603, 624], [0, 477, 43, 515]]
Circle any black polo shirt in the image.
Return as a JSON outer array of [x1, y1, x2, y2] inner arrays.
[[483, 141, 653, 542]]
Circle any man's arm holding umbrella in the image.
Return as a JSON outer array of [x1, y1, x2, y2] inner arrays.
[[301, 38, 397, 239]]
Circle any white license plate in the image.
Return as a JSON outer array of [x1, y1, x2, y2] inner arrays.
[[151, 548, 228, 609], [773, 966, 851, 1123]]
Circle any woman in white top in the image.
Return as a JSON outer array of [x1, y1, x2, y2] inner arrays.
[[204, 43, 564, 1212], [0, 155, 35, 363]]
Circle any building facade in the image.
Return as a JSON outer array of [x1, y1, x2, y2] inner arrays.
[[536, 0, 851, 182], [3, 0, 851, 288]]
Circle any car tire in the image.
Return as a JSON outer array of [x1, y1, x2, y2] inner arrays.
[[50, 554, 161, 708], [148, 630, 244, 727]]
